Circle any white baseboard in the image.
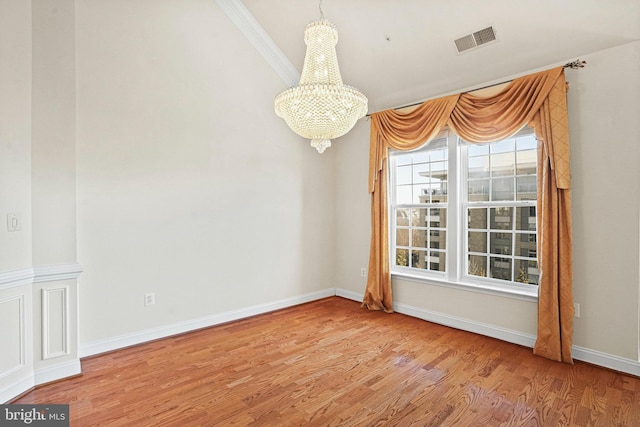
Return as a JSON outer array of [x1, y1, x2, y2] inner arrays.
[[34, 359, 82, 386], [335, 288, 362, 302], [573, 345, 640, 376], [337, 288, 535, 346], [1, 375, 34, 404], [75, 286, 640, 377], [1, 360, 82, 403], [393, 300, 537, 348], [335, 288, 640, 377], [80, 288, 337, 358]]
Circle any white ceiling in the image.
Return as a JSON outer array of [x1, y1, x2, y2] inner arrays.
[[237, 0, 639, 113]]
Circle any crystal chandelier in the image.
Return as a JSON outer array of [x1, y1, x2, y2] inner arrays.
[[274, 3, 368, 153]]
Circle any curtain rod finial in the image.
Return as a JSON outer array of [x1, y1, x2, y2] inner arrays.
[[564, 60, 586, 70]]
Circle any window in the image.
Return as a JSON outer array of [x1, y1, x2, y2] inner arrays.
[[392, 137, 448, 273], [389, 128, 538, 295]]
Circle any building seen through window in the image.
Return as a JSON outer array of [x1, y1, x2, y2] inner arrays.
[[390, 128, 538, 289]]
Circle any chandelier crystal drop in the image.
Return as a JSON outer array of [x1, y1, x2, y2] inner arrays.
[[274, 18, 368, 153]]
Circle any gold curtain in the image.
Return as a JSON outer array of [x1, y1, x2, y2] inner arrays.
[[530, 75, 574, 363], [363, 95, 459, 312], [364, 67, 573, 362]]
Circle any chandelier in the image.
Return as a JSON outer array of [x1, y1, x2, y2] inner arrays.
[[274, 3, 368, 153]]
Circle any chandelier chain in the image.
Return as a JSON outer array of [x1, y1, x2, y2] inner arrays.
[[319, 0, 324, 19]]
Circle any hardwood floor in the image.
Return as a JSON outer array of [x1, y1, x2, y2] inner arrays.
[[13, 297, 640, 426]]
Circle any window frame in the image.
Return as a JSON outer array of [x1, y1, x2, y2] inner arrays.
[[388, 127, 539, 300]]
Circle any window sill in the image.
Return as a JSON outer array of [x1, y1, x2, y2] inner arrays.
[[390, 271, 539, 302]]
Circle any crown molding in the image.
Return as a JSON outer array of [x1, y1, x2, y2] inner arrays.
[[215, 0, 300, 87]]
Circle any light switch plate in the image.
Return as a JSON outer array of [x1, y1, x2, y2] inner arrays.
[[7, 213, 21, 232]]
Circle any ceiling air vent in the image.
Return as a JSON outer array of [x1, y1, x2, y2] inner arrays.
[[454, 26, 497, 53]]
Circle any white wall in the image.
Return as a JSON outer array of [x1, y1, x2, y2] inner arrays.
[[0, 0, 35, 400], [75, 0, 335, 347], [568, 41, 640, 360], [0, 0, 32, 271], [334, 41, 640, 365], [0, 0, 81, 403], [31, 0, 77, 266]]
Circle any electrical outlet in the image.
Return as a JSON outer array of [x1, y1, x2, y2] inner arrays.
[[145, 293, 156, 307], [360, 267, 367, 278], [574, 303, 580, 318]]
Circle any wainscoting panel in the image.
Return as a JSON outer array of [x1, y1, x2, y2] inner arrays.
[[0, 295, 26, 379], [42, 286, 69, 360], [0, 265, 81, 403], [0, 284, 34, 403]]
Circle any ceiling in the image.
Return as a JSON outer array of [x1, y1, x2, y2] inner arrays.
[[234, 0, 639, 113]]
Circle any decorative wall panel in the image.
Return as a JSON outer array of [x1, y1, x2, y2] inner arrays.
[[42, 287, 69, 360]]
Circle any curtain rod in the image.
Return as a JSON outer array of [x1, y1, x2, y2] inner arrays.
[[365, 60, 587, 118]]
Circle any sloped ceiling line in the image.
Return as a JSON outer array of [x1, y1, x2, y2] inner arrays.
[[215, 0, 300, 87]]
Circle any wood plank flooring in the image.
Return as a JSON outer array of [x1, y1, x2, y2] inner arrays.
[[13, 297, 640, 426]]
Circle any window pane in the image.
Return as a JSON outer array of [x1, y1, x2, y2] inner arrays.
[[412, 208, 428, 227], [491, 152, 515, 177], [468, 208, 488, 229], [396, 228, 409, 246], [468, 143, 489, 156], [490, 257, 512, 281], [490, 207, 513, 230], [516, 207, 536, 231], [396, 208, 410, 226], [468, 231, 487, 253], [490, 232, 512, 255], [429, 208, 446, 227], [516, 176, 536, 200], [432, 184, 447, 202], [468, 179, 489, 201], [515, 233, 536, 257], [468, 156, 489, 179], [396, 248, 409, 267], [430, 149, 447, 161], [414, 184, 431, 203], [430, 230, 446, 249], [468, 255, 487, 277], [429, 182, 445, 197], [491, 177, 514, 201], [413, 162, 430, 184], [397, 165, 412, 185], [412, 228, 428, 249], [516, 134, 537, 151], [516, 149, 537, 175], [431, 161, 447, 179], [411, 249, 428, 270], [396, 153, 412, 166], [396, 185, 412, 204], [430, 251, 446, 272], [515, 259, 539, 284], [491, 138, 515, 153], [413, 151, 429, 163]]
